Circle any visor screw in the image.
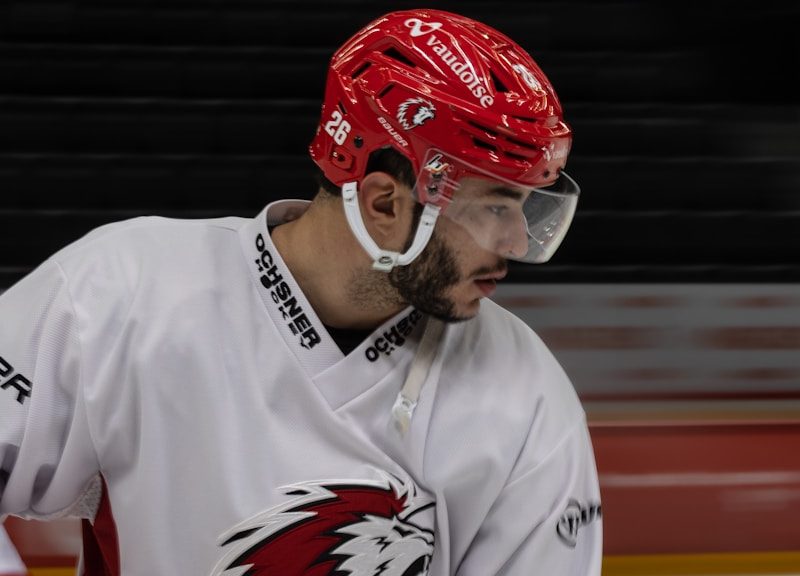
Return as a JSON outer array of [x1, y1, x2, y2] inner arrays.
[[543, 170, 551, 178], [354, 136, 364, 148]]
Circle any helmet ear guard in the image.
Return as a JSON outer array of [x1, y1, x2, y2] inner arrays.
[[341, 181, 441, 272], [310, 9, 579, 267]]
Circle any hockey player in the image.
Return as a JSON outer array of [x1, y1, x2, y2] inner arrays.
[[0, 9, 601, 575]]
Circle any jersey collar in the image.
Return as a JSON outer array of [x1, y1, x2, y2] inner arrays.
[[241, 201, 427, 389], [241, 201, 343, 377]]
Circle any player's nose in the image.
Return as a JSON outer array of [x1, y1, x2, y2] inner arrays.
[[496, 214, 529, 259]]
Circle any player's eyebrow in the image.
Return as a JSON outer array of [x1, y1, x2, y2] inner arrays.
[[485, 186, 525, 201]]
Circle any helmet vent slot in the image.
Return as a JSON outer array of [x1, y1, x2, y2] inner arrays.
[[466, 120, 498, 137], [472, 138, 497, 152], [490, 70, 509, 93], [507, 136, 537, 150], [383, 47, 417, 68], [351, 62, 372, 78], [377, 84, 395, 99], [505, 151, 528, 161]]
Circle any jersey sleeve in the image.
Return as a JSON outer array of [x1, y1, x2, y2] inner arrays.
[[458, 417, 602, 576], [0, 260, 99, 521], [0, 524, 26, 574]]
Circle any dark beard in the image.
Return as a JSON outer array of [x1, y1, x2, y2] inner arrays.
[[388, 230, 466, 323]]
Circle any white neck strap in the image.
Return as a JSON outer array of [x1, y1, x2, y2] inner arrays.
[[392, 316, 445, 435], [341, 181, 440, 272]]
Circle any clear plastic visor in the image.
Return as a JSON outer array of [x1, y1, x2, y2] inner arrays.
[[414, 149, 580, 263]]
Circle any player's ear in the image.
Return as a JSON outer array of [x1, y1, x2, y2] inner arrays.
[[359, 171, 415, 248]]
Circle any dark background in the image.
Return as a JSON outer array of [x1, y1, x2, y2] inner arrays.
[[1, 0, 798, 287]]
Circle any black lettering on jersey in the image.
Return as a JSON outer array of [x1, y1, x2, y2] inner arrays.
[[384, 326, 405, 347], [278, 297, 302, 320], [261, 265, 283, 289], [0, 356, 32, 405], [364, 310, 423, 362], [556, 499, 601, 548], [293, 314, 312, 333], [300, 328, 322, 350], [396, 318, 410, 336], [254, 233, 322, 350], [272, 281, 291, 302], [0, 356, 11, 377]]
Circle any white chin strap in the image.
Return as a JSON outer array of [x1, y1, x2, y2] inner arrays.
[[342, 181, 441, 272]]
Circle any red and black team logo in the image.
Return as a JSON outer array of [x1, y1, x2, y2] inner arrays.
[[211, 474, 435, 576]]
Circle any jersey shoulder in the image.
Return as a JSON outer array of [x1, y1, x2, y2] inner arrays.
[[456, 297, 574, 389], [36, 215, 251, 333], [438, 297, 586, 458], [51, 214, 247, 277], [55, 215, 245, 260]]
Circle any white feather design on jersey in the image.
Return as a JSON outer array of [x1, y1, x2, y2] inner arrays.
[[335, 514, 434, 575]]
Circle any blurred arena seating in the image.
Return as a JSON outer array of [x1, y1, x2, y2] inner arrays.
[[1, 1, 798, 574]]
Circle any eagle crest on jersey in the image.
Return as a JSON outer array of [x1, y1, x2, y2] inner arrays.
[[396, 98, 436, 130], [211, 474, 435, 576]]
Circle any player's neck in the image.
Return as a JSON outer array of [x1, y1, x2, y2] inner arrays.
[[270, 198, 406, 331]]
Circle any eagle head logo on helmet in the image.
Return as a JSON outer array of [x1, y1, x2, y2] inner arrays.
[[211, 476, 435, 576], [396, 97, 436, 131]]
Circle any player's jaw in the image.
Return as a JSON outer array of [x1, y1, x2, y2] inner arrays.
[[389, 228, 507, 323]]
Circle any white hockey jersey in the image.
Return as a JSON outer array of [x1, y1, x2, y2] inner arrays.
[[0, 526, 25, 575], [0, 200, 602, 575]]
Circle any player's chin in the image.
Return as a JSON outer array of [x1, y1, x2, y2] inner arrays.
[[430, 308, 478, 325], [457, 300, 482, 321], [422, 294, 480, 324], [444, 293, 484, 323]]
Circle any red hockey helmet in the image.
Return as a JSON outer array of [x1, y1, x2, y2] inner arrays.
[[309, 9, 579, 267]]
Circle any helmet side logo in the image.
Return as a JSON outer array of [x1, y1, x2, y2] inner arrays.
[[397, 97, 436, 130], [542, 141, 569, 162], [511, 64, 543, 92], [423, 152, 449, 175], [421, 152, 452, 201], [404, 18, 443, 37]]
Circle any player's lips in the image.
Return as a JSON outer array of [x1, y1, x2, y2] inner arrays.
[[473, 269, 507, 282], [472, 269, 507, 297]]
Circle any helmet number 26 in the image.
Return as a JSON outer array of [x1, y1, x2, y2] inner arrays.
[[323, 110, 352, 145]]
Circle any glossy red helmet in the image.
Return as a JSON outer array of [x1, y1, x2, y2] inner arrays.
[[309, 9, 578, 268], [310, 8, 573, 191]]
